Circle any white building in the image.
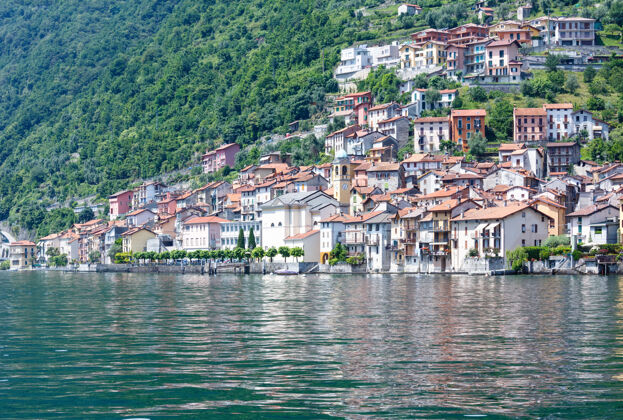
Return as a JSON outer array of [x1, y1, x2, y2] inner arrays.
[[398, 3, 422, 16], [221, 220, 262, 250], [544, 103, 574, 140], [531, 16, 595, 46], [125, 208, 156, 228], [567, 203, 619, 244], [260, 191, 340, 259], [377, 116, 410, 147], [408, 89, 457, 117], [319, 213, 354, 264], [368, 102, 401, 131], [570, 109, 610, 140], [413, 116, 451, 153], [451, 203, 550, 270], [508, 147, 545, 179], [365, 211, 394, 272], [334, 43, 400, 81]]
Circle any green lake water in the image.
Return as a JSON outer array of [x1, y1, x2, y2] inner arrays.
[[0, 271, 622, 418]]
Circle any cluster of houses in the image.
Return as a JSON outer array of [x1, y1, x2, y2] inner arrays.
[[329, 86, 611, 157], [6, 126, 619, 273], [335, 10, 597, 84]]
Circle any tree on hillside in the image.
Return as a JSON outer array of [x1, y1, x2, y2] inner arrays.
[[468, 132, 487, 159], [468, 86, 487, 103], [426, 89, 441, 109], [545, 54, 561, 72], [565, 73, 579, 93], [584, 65, 596, 83], [488, 99, 514, 141], [78, 207, 95, 223], [247, 227, 256, 250], [237, 228, 245, 249]]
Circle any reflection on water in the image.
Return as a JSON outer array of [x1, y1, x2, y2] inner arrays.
[[0, 272, 621, 418]]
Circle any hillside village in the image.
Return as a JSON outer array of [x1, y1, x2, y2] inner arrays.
[[4, 3, 623, 274]]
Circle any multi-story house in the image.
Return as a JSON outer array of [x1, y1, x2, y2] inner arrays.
[[324, 124, 361, 154], [108, 190, 134, 220], [547, 141, 580, 174], [399, 43, 421, 69], [126, 208, 156, 228], [334, 45, 371, 81], [122, 227, 157, 254], [346, 130, 384, 156], [239, 185, 257, 221], [366, 163, 404, 192], [570, 110, 610, 140], [220, 220, 262, 250], [132, 181, 166, 208], [446, 44, 467, 78], [531, 197, 566, 237], [377, 116, 410, 146], [202, 143, 240, 174], [410, 28, 449, 44], [508, 147, 546, 179], [484, 39, 522, 82], [332, 92, 372, 126], [513, 107, 547, 142], [413, 116, 451, 153], [567, 203, 619, 244], [450, 109, 486, 152], [464, 38, 491, 75], [532, 16, 595, 46], [9, 241, 37, 269], [448, 23, 489, 44], [368, 103, 401, 131], [493, 29, 532, 46], [544, 103, 574, 140], [408, 89, 457, 117], [451, 203, 551, 270], [319, 213, 355, 264], [181, 216, 228, 251], [418, 41, 448, 67], [365, 210, 396, 272]]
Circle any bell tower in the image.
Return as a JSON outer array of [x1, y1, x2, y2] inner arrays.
[[332, 150, 353, 206]]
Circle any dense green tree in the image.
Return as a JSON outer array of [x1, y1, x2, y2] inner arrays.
[[545, 54, 561, 72], [278, 246, 290, 262], [251, 246, 264, 262], [488, 99, 514, 141], [467, 132, 487, 159], [78, 207, 95, 223], [565, 73, 579, 93], [291, 247, 304, 262], [584, 65, 596, 83], [266, 247, 278, 263], [247, 227, 256, 250], [237, 228, 245, 249]]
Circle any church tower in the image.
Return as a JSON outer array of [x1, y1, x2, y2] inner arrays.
[[332, 150, 354, 207]]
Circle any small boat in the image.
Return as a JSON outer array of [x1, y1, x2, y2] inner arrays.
[[274, 269, 298, 275]]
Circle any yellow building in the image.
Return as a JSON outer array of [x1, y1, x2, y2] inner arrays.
[[419, 41, 447, 67], [399, 43, 421, 69], [121, 227, 156, 253], [531, 197, 566, 237], [9, 241, 36, 269], [332, 151, 358, 207]]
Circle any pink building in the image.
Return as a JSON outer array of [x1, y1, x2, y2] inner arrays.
[[485, 39, 521, 78], [410, 28, 449, 44], [202, 143, 240, 174], [157, 193, 179, 215], [513, 107, 547, 142], [108, 190, 134, 220], [446, 44, 466, 78]]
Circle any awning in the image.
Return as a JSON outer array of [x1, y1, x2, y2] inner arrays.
[[487, 222, 500, 231], [475, 222, 489, 233]]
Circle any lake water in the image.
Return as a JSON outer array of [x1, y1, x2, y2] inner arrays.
[[0, 271, 622, 418]]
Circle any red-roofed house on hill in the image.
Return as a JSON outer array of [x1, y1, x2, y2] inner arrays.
[[324, 124, 361, 154], [513, 107, 547, 142], [108, 190, 134, 220], [202, 143, 240, 174], [368, 102, 401, 131], [451, 109, 486, 152], [398, 3, 422, 16], [544, 103, 574, 140], [413, 116, 451, 153], [377, 115, 410, 146], [484, 39, 522, 83], [332, 92, 372, 126]]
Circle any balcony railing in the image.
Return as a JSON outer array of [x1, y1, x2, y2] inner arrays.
[[433, 221, 449, 232], [365, 236, 380, 246]]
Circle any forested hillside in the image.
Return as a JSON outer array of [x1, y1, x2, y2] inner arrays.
[[1, 0, 622, 236]]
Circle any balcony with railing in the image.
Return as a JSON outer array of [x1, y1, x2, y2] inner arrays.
[[433, 221, 449, 232], [365, 235, 380, 246], [344, 231, 365, 245]]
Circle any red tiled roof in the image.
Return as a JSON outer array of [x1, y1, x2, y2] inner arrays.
[[284, 229, 319, 240], [184, 216, 230, 225]]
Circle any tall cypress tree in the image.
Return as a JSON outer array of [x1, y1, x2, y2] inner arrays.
[[248, 227, 256, 249], [237, 227, 246, 249]]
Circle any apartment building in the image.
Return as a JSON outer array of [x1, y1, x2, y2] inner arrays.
[[450, 109, 486, 152]]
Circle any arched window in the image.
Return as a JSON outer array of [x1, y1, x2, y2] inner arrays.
[[271, 223, 275, 227], [278, 222, 282, 227], [342, 165, 347, 176]]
